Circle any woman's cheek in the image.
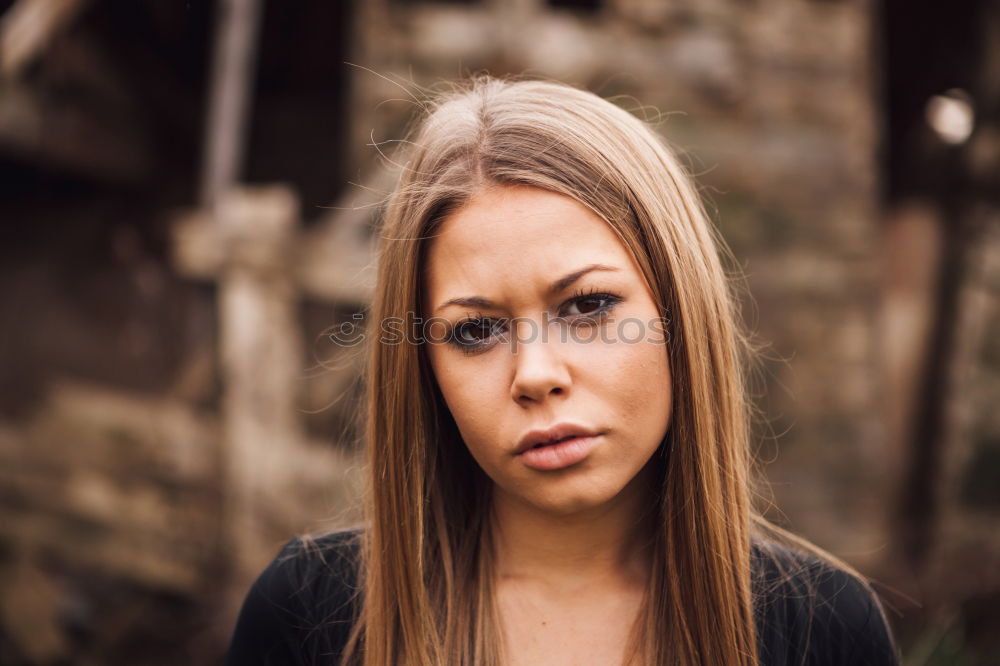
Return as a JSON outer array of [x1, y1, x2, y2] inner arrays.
[[437, 364, 507, 459], [607, 340, 670, 417]]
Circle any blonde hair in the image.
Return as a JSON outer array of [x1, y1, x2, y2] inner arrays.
[[342, 76, 791, 665]]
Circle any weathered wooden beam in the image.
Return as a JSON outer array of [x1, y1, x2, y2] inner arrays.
[[212, 185, 307, 586], [0, 0, 88, 77], [200, 0, 265, 210], [172, 182, 379, 306]]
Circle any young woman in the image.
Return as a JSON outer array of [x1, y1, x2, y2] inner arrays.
[[225, 77, 900, 666]]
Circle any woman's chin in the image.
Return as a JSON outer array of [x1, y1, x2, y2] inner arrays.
[[499, 482, 626, 519]]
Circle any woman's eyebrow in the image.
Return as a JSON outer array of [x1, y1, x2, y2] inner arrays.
[[433, 264, 620, 314], [548, 263, 620, 294]]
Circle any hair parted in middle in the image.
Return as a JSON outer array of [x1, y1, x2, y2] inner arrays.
[[345, 75, 764, 666]]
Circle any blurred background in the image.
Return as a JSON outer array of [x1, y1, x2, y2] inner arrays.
[[0, 0, 998, 664]]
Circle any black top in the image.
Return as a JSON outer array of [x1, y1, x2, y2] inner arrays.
[[225, 528, 900, 666]]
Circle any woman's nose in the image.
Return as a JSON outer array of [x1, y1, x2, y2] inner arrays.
[[509, 318, 571, 405]]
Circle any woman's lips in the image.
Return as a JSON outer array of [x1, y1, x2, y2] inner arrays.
[[516, 434, 603, 471], [515, 422, 602, 454]]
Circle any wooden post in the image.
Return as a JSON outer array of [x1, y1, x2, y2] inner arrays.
[[215, 185, 304, 593], [170, 180, 374, 621], [0, 0, 89, 77], [200, 0, 264, 211]]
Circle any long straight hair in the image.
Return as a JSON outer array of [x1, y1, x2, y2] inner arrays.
[[342, 76, 770, 665]]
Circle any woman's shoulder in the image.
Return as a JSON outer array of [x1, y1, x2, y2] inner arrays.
[[225, 527, 365, 666], [249, 526, 364, 615], [751, 538, 900, 666]]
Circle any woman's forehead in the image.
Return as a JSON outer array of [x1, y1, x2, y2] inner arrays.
[[423, 185, 644, 313]]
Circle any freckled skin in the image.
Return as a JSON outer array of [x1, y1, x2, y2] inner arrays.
[[424, 185, 672, 519]]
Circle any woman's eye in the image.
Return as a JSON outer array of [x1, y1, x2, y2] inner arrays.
[[451, 318, 504, 348], [562, 293, 620, 318], [567, 296, 604, 315]]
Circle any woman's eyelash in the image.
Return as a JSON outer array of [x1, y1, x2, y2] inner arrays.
[[564, 288, 621, 317], [445, 289, 623, 354], [448, 311, 502, 356]]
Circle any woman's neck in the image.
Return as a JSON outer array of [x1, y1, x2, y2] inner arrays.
[[489, 458, 658, 592]]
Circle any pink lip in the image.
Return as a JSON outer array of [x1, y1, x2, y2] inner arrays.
[[515, 423, 604, 471]]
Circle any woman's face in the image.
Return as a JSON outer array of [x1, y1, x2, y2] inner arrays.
[[423, 185, 672, 516]]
